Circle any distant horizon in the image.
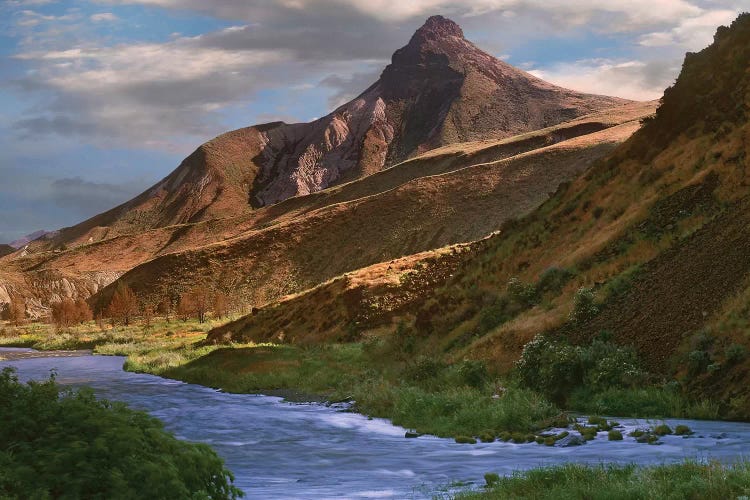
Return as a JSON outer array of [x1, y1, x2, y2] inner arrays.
[[0, 1, 743, 242]]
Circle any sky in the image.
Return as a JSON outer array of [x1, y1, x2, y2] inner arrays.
[[0, 0, 745, 243]]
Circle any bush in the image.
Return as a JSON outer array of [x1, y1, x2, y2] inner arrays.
[[688, 350, 711, 375], [653, 424, 673, 436], [725, 343, 747, 364], [405, 355, 446, 383], [0, 367, 242, 499], [536, 267, 574, 294], [507, 278, 538, 306], [515, 335, 645, 403], [674, 425, 693, 435], [569, 287, 599, 323], [455, 436, 477, 444], [484, 473, 501, 487], [456, 359, 489, 389], [515, 336, 584, 403], [608, 430, 623, 441]]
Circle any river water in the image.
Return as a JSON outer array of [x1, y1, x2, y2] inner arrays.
[[2, 348, 750, 499]]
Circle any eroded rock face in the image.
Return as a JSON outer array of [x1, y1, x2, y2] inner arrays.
[[249, 15, 627, 207]]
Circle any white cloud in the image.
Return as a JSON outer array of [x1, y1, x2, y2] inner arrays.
[[639, 9, 737, 49], [90, 12, 118, 22], [529, 58, 680, 101]]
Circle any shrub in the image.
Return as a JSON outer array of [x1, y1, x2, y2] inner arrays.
[[515, 335, 584, 403], [674, 425, 693, 435], [515, 335, 645, 402], [507, 278, 538, 306], [0, 367, 242, 499], [406, 356, 446, 382], [455, 436, 477, 444], [484, 473, 500, 487], [687, 350, 711, 375], [477, 300, 511, 333], [608, 430, 623, 441], [536, 267, 574, 294], [725, 344, 747, 364], [653, 424, 673, 436], [569, 287, 599, 323], [456, 359, 489, 389]]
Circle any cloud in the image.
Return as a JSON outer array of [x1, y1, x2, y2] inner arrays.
[[90, 12, 118, 22], [49, 176, 149, 216], [529, 58, 681, 101], [638, 9, 737, 49], [320, 68, 382, 108]]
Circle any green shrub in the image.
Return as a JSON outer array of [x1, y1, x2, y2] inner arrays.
[[479, 432, 496, 443], [0, 367, 242, 499], [405, 355, 446, 382], [674, 425, 693, 435], [688, 350, 711, 375], [478, 300, 511, 333], [725, 343, 747, 364], [455, 436, 477, 444], [569, 287, 599, 323], [608, 430, 623, 441], [456, 359, 489, 389], [537, 267, 574, 294], [484, 473, 500, 487], [507, 278, 538, 306], [516, 336, 645, 402], [653, 424, 673, 436]]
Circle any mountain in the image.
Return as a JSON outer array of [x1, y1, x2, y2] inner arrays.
[[10, 230, 52, 249], [0, 245, 14, 258], [34, 15, 626, 251], [209, 13, 750, 416], [1, 15, 646, 317]]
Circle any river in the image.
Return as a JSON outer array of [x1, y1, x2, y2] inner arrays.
[[2, 348, 750, 499]]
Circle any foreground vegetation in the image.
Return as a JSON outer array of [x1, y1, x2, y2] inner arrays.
[[455, 461, 750, 499], [0, 366, 242, 499], [0, 317, 721, 441]]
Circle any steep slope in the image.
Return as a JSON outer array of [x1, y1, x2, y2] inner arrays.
[[0, 245, 14, 258], [33, 15, 626, 251], [209, 14, 750, 416], [94, 111, 646, 310], [2, 102, 651, 316]]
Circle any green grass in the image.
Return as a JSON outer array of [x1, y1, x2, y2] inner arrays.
[[455, 461, 750, 499], [569, 386, 720, 420]]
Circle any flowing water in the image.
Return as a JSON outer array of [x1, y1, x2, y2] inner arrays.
[[2, 348, 750, 499]]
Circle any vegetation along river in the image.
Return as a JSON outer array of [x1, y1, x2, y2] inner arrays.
[[3, 348, 750, 499]]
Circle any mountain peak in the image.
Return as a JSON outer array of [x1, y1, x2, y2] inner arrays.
[[415, 15, 464, 40]]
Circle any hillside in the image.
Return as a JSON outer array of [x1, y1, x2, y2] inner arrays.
[[0, 101, 651, 316], [210, 14, 750, 416], [30, 15, 626, 253]]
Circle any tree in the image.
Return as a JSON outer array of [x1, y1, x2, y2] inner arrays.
[[179, 286, 211, 323], [74, 299, 93, 324], [7, 299, 26, 327], [51, 299, 78, 328], [213, 291, 229, 320], [141, 303, 154, 329], [157, 297, 172, 323], [106, 283, 138, 326]]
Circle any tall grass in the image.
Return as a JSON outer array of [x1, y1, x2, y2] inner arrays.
[[456, 461, 750, 499]]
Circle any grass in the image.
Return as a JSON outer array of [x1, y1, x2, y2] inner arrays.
[[454, 461, 750, 499], [0, 319, 723, 439], [569, 386, 720, 420]]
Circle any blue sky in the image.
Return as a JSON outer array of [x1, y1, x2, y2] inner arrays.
[[0, 0, 745, 243]]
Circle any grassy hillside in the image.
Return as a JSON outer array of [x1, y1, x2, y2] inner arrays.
[[212, 14, 750, 417]]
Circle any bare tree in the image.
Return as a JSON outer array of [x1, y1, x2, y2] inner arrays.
[[7, 299, 26, 327], [107, 283, 138, 326], [51, 299, 77, 328], [74, 299, 93, 324], [213, 291, 229, 320], [179, 287, 211, 323], [142, 303, 154, 329]]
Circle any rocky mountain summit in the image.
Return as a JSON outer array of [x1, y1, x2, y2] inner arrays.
[[35, 15, 627, 250]]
